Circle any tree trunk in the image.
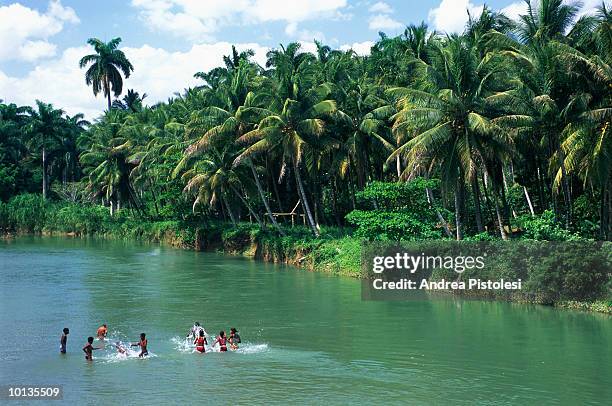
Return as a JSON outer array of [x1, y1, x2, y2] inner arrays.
[[560, 161, 572, 229], [454, 180, 463, 241], [494, 193, 508, 240], [230, 184, 263, 228], [110, 200, 115, 216], [601, 182, 611, 240], [249, 159, 285, 236], [424, 171, 452, 238], [105, 76, 112, 110], [396, 156, 402, 179], [221, 190, 237, 226], [524, 186, 535, 216], [42, 146, 47, 200], [331, 176, 343, 227], [472, 176, 484, 233], [293, 159, 319, 237]]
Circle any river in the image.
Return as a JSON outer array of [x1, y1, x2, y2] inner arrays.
[[0, 237, 610, 404]]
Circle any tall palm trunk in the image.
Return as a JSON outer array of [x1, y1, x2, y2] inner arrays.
[[221, 190, 237, 226], [424, 171, 452, 238], [293, 159, 319, 237], [472, 176, 484, 233], [454, 179, 464, 241], [249, 159, 285, 236], [493, 193, 508, 240], [42, 146, 47, 199], [601, 182, 611, 240], [229, 184, 263, 228], [524, 186, 535, 216], [104, 76, 112, 110]]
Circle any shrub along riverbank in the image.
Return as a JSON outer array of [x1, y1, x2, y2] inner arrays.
[[1, 194, 610, 314]]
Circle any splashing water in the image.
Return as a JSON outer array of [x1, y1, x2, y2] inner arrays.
[[170, 336, 269, 355]]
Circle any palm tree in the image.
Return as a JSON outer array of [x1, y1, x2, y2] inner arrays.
[[235, 84, 338, 237], [177, 143, 263, 227], [25, 101, 66, 199], [112, 89, 147, 112], [79, 38, 134, 110], [388, 36, 514, 239], [182, 61, 286, 235], [80, 136, 140, 215]]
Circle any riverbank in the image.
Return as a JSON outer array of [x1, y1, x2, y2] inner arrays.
[[1, 198, 610, 314]]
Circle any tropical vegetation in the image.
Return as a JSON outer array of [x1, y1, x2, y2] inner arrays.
[[1, 1, 611, 246]]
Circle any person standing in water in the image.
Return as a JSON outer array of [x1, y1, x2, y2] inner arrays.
[[187, 322, 206, 339], [97, 324, 108, 339], [60, 328, 69, 354], [131, 333, 148, 357], [194, 330, 207, 353], [83, 337, 102, 361], [228, 328, 241, 350], [212, 331, 228, 352]]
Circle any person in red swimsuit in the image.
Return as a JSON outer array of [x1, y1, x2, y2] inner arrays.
[[131, 333, 148, 357], [194, 330, 207, 353], [213, 331, 228, 352]]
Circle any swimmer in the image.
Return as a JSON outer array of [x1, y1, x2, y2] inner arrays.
[[131, 333, 148, 357], [83, 337, 102, 361], [60, 328, 69, 354], [212, 331, 228, 352], [187, 322, 207, 340], [97, 324, 108, 339], [114, 342, 128, 355], [194, 330, 207, 353], [228, 327, 241, 350]]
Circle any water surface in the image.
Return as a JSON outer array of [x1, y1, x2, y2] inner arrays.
[[0, 237, 610, 404]]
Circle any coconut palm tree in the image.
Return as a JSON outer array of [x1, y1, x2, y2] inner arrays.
[[79, 37, 134, 110], [178, 143, 263, 227], [388, 36, 515, 239], [234, 83, 338, 237], [25, 101, 66, 199]]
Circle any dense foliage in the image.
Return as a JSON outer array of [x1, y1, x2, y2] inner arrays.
[[1, 0, 610, 243]]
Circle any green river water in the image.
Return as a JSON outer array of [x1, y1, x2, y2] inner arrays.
[[0, 237, 610, 405]]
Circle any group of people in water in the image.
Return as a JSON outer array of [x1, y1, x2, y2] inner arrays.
[[188, 322, 241, 353], [60, 322, 240, 360]]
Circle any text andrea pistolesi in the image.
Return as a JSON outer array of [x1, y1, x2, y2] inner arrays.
[[370, 253, 522, 291]]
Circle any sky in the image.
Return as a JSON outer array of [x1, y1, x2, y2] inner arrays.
[[0, 0, 607, 119]]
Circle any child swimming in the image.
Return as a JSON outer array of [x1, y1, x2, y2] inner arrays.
[[114, 342, 128, 356], [228, 328, 241, 350], [212, 331, 228, 352], [82, 337, 102, 361], [60, 328, 69, 354], [187, 322, 207, 340], [194, 330, 207, 353], [131, 333, 148, 357], [97, 324, 108, 340]]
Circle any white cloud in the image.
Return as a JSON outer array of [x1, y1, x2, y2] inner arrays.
[[131, 0, 347, 40], [0, 42, 269, 120], [368, 14, 403, 31], [578, 0, 607, 17], [285, 22, 325, 42], [340, 41, 374, 55], [500, 2, 527, 21], [369, 1, 393, 14], [0, 0, 79, 62], [428, 0, 483, 33], [501, 0, 605, 24]]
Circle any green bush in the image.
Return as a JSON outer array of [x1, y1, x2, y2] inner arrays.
[[347, 179, 447, 241], [517, 210, 583, 241], [5, 193, 47, 232]]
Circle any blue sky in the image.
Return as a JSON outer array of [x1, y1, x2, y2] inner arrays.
[[0, 0, 606, 118]]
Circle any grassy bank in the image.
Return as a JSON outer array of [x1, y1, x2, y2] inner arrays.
[[1, 195, 610, 314]]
